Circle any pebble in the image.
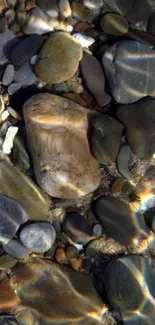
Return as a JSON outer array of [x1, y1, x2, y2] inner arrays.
[[100, 13, 129, 36], [74, 22, 90, 33], [0, 254, 17, 269], [2, 64, 15, 86], [127, 0, 155, 24], [92, 196, 149, 246], [103, 255, 155, 325], [55, 247, 67, 264], [0, 158, 51, 221], [0, 27, 17, 64], [14, 63, 37, 86], [7, 82, 22, 95], [116, 144, 133, 181], [2, 125, 18, 154], [23, 93, 100, 199], [23, 7, 53, 34], [3, 239, 31, 259], [73, 33, 95, 47], [58, 0, 71, 17], [71, 1, 90, 22], [35, 32, 82, 84], [127, 28, 155, 47], [16, 10, 27, 28], [0, 193, 28, 245], [83, 0, 103, 9], [30, 54, 38, 65], [12, 136, 30, 171], [65, 246, 79, 260], [90, 114, 123, 164], [20, 222, 56, 253], [7, 106, 23, 121], [9, 34, 44, 67], [80, 53, 111, 106], [111, 178, 125, 194], [0, 96, 5, 115], [70, 257, 83, 271], [103, 0, 134, 15], [92, 223, 102, 237], [0, 110, 9, 122], [102, 40, 155, 104], [117, 98, 155, 159], [62, 211, 96, 245]]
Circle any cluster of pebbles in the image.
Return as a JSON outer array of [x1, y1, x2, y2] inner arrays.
[[0, 0, 155, 324]]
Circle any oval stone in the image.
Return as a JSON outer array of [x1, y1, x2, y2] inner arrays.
[[3, 239, 31, 259], [100, 13, 129, 36], [35, 32, 82, 84]]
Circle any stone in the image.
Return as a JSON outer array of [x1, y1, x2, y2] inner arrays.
[[70, 257, 83, 271], [12, 259, 104, 325], [62, 211, 96, 245], [71, 1, 90, 22], [14, 63, 37, 86], [103, 41, 155, 104], [37, 0, 58, 18], [80, 53, 111, 106], [148, 10, 155, 34], [92, 196, 149, 246], [7, 82, 22, 95], [103, 0, 134, 15], [73, 33, 95, 47], [35, 32, 82, 84], [100, 13, 129, 36], [63, 93, 87, 106], [0, 194, 27, 245], [90, 114, 123, 164], [116, 98, 155, 159], [111, 178, 125, 194], [0, 27, 17, 64], [83, 0, 103, 9], [12, 136, 30, 171], [23, 93, 100, 199], [55, 247, 67, 264], [127, 28, 155, 47], [2, 64, 14, 86], [127, 0, 155, 24], [0, 254, 17, 269], [20, 222, 56, 253], [9, 34, 44, 67], [103, 255, 155, 325], [116, 144, 133, 181], [65, 246, 79, 260], [0, 158, 51, 221], [58, 0, 72, 17], [0, 278, 20, 312], [3, 239, 31, 259], [23, 7, 53, 35]]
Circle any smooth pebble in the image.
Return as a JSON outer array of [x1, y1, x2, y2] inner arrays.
[[2, 64, 15, 86], [3, 238, 31, 259], [7, 82, 22, 95]]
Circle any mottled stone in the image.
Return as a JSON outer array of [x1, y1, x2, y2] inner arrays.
[[9, 34, 44, 67], [103, 0, 134, 15], [127, 0, 155, 24], [80, 53, 111, 106], [100, 13, 129, 36], [0, 158, 51, 220], [23, 93, 100, 199], [12, 259, 104, 325], [103, 41, 155, 104], [90, 114, 123, 164], [117, 98, 155, 159], [92, 196, 149, 246], [0, 194, 27, 245], [3, 239, 31, 259], [35, 32, 82, 84], [103, 255, 155, 325], [20, 222, 56, 253]]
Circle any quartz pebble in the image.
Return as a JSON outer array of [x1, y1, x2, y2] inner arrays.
[[83, 0, 103, 9], [20, 222, 56, 253], [2, 125, 18, 154], [0, 193, 28, 245], [2, 64, 15, 86], [3, 238, 31, 259]]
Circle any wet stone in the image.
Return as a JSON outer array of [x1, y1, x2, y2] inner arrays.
[[3, 238, 31, 259], [20, 222, 56, 253], [100, 13, 129, 36], [92, 196, 149, 246], [0, 194, 28, 245]]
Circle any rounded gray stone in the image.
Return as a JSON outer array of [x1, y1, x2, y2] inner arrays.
[[20, 222, 56, 253], [3, 238, 31, 259]]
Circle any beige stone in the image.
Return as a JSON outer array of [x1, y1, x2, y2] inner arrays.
[[23, 93, 100, 199], [35, 32, 82, 84]]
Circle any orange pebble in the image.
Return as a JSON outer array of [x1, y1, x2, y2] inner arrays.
[[55, 247, 67, 265], [70, 257, 83, 271], [74, 22, 90, 33]]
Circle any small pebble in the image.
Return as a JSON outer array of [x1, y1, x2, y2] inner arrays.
[[3, 93, 9, 104], [73, 33, 95, 47], [30, 54, 38, 65], [2, 125, 18, 154], [117, 144, 133, 181], [74, 22, 90, 33], [7, 106, 23, 121], [3, 238, 31, 259], [55, 247, 67, 264], [0, 254, 17, 269], [2, 64, 15, 86], [0, 109, 9, 122], [65, 246, 79, 260], [0, 120, 11, 136], [100, 13, 129, 36], [83, 0, 103, 9], [7, 82, 22, 95], [70, 257, 83, 271], [92, 223, 102, 237], [111, 178, 125, 194], [20, 222, 56, 253], [16, 10, 27, 28], [0, 96, 5, 115], [58, 0, 71, 17], [13, 135, 30, 171]]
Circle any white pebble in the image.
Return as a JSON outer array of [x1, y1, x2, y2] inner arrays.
[[73, 33, 95, 47], [2, 125, 18, 154], [30, 54, 38, 65], [1, 109, 9, 122], [0, 95, 5, 115]]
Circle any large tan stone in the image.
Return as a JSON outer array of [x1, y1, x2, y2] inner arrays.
[[35, 32, 83, 84], [23, 93, 100, 199]]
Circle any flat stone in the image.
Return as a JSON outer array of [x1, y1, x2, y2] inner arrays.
[[80, 53, 111, 106], [117, 98, 155, 159], [0, 158, 51, 221], [9, 34, 44, 67], [92, 196, 149, 246], [103, 255, 155, 325], [23, 93, 100, 199], [102, 41, 155, 104], [35, 32, 82, 84], [3, 239, 31, 259], [127, 0, 155, 24], [100, 13, 129, 36], [12, 259, 104, 325], [7, 82, 22, 95], [20, 222, 56, 253], [90, 114, 123, 164], [103, 0, 134, 15], [2, 64, 15, 86]]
